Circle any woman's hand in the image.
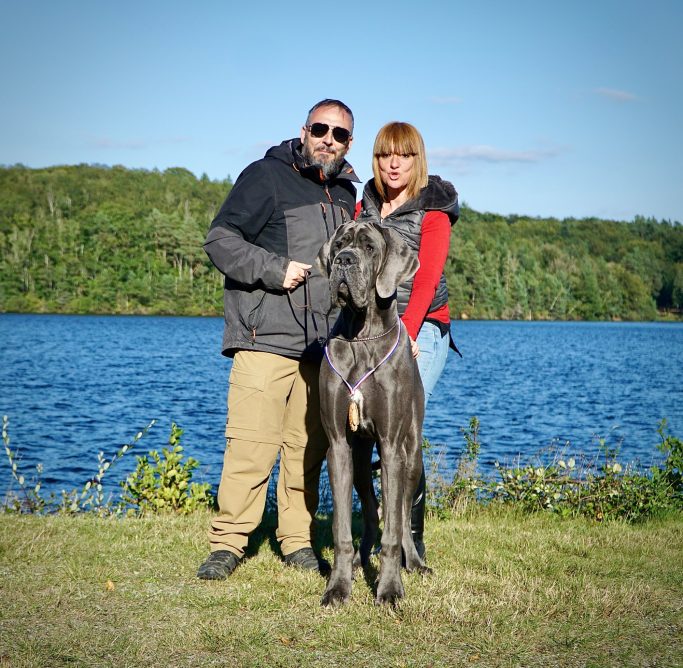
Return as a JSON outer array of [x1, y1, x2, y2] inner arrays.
[[409, 336, 420, 358]]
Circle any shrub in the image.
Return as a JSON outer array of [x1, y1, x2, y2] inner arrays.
[[424, 417, 682, 523], [2, 414, 156, 515], [119, 423, 214, 515], [427, 417, 484, 518], [3, 415, 46, 513], [2, 417, 213, 515], [489, 419, 683, 521]]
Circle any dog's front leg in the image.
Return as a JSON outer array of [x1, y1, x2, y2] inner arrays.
[[375, 444, 405, 606], [321, 438, 355, 606]]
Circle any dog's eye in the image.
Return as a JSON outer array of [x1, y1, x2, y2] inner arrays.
[[366, 244, 374, 252]]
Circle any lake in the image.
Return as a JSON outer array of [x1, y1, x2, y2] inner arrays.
[[1, 314, 682, 502]]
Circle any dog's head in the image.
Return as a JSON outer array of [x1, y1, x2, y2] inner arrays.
[[316, 222, 419, 311]]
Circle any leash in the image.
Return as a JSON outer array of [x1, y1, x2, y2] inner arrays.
[[323, 315, 403, 431], [287, 272, 323, 344]]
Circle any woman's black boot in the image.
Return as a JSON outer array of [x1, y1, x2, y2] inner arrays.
[[411, 466, 427, 560]]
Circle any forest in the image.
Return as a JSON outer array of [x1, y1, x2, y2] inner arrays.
[[1, 164, 682, 320]]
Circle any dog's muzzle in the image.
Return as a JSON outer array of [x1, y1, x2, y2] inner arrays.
[[330, 249, 371, 310]]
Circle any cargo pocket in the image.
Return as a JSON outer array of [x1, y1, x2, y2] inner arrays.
[[225, 367, 266, 434]]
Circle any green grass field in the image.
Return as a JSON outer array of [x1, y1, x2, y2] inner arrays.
[[0, 509, 681, 667]]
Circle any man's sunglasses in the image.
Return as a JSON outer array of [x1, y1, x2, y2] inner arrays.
[[306, 123, 352, 144]]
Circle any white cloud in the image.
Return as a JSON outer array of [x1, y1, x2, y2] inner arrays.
[[87, 136, 190, 150], [594, 87, 638, 102], [429, 144, 562, 166]]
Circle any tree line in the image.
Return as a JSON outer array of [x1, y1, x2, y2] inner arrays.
[[1, 164, 682, 320]]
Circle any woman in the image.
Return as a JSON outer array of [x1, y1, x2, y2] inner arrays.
[[356, 121, 460, 560]]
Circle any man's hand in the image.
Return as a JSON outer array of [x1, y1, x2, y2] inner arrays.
[[283, 261, 312, 290], [409, 336, 420, 358]]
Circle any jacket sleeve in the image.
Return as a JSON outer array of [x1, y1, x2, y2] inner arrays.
[[203, 160, 289, 291]]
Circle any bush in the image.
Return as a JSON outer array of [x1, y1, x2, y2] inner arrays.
[[120, 423, 214, 515], [490, 421, 682, 521], [424, 418, 683, 522], [427, 416, 483, 518], [2, 417, 213, 515]]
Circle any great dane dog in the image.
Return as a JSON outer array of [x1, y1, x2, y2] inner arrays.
[[317, 221, 430, 607]]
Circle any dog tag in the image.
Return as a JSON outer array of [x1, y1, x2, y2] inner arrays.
[[348, 389, 362, 432], [348, 401, 360, 431]]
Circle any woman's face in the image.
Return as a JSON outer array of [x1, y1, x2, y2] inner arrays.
[[377, 152, 415, 193]]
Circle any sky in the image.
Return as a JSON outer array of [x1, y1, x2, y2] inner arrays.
[[1, 0, 682, 223]]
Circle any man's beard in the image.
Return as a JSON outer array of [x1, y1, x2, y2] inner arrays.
[[302, 142, 347, 179]]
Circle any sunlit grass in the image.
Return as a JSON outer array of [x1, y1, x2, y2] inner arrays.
[[0, 509, 681, 667]]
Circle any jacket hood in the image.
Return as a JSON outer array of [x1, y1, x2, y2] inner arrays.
[[265, 138, 360, 185], [363, 174, 459, 225]]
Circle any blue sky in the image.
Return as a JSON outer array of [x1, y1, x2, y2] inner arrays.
[[2, 0, 682, 222]]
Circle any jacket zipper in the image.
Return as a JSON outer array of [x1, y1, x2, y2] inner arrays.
[[320, 202, 330, 238], [322, 185, 345, 237]]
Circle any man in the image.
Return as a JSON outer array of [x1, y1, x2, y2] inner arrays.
[[197, 99, 358, 580]]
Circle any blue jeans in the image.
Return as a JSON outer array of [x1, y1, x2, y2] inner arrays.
[[415, 320, 449, 407]]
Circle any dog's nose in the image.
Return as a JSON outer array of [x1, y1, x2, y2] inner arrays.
[[334, 251, 358, 267]]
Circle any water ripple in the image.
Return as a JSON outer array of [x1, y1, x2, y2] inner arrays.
[[1, 315, 682, 499]]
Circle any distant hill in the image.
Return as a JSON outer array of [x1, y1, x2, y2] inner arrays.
[[1, 164, 682, 320]]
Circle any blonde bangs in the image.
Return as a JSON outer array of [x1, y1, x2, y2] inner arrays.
[[373, 123, 422, 157]]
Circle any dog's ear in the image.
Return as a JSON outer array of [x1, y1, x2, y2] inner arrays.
[[315, 237, 333, 278], [375, 226, 420, 298]]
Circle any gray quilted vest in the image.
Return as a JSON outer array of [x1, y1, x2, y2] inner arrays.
[[356, 175, 459, 315]]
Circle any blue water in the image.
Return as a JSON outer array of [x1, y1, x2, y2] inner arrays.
[[1, 314, 682, 501]]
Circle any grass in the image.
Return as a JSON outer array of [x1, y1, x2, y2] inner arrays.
[[0, 508, 681, 668]]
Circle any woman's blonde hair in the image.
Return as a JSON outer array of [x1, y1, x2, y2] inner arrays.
[[372, 122, 428, 202]]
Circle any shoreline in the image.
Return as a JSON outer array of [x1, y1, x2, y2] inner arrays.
[[2, 309, 683, 323]]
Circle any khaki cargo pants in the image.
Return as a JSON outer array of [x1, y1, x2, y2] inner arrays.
[[208, 350, 328, 558]]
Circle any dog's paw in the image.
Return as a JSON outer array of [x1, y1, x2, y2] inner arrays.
[[321, 583, 351, 607], [375, 580, 404, 607], [414, 564, 433, 576], [404, 560, 433, 575]]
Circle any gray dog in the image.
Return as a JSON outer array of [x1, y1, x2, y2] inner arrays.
[[317, 221, 430, 607]]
